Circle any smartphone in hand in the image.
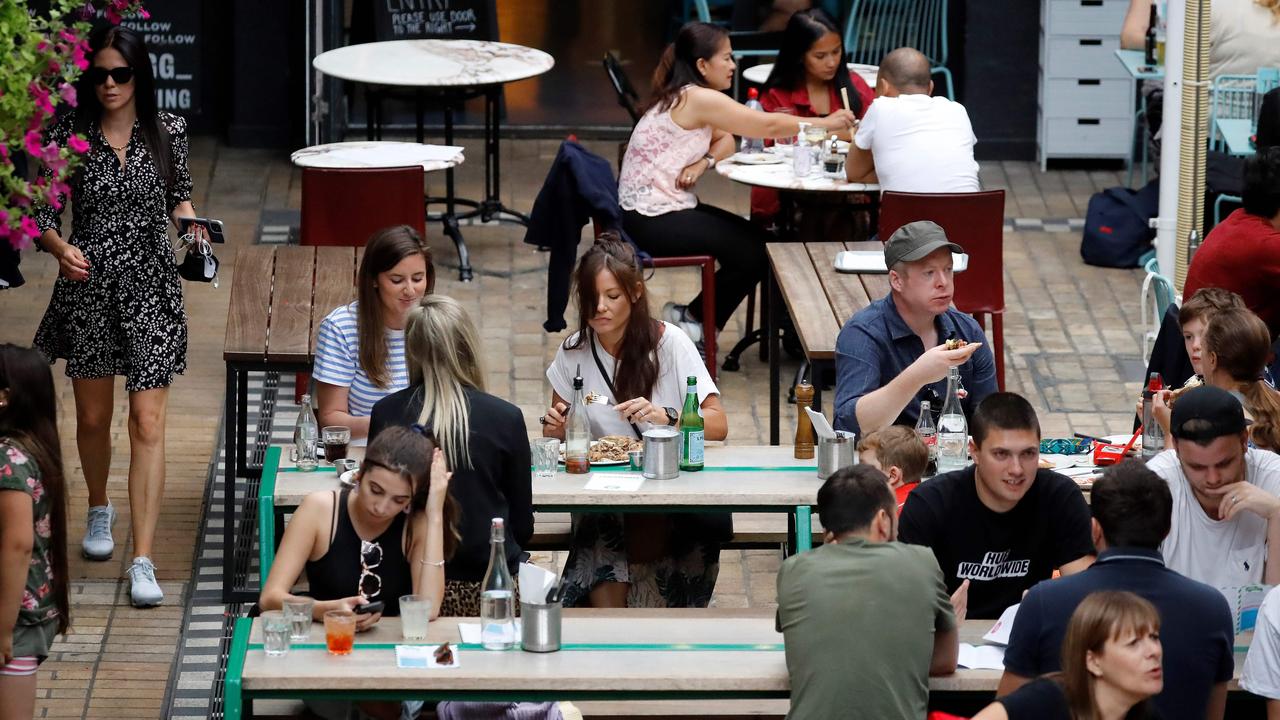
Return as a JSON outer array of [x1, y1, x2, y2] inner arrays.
[[178, 217, 226, 243], [353, 600, 385, 615]]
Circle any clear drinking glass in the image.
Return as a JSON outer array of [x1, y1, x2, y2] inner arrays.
[[399, 595, 432, 641], [324, 610, 356, 656], [283, 597, 315, 642], [261, 611, 291, 657], [531, 437, 560, 478]]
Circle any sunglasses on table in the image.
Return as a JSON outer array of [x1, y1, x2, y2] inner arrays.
[[86, 66, 135, 85]]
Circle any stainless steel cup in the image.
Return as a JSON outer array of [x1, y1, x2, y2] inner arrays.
[[520, 601, 562, 652], [642, 427, 680, 480], [817, 431, 856, 480], [628, 450, 644, 471]]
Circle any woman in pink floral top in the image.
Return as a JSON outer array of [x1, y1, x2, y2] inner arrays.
[[618, 21, 855, 342], [0, 345, 70, 716]]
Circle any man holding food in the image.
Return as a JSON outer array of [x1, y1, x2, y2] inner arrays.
[[834, 221, 997, 437]]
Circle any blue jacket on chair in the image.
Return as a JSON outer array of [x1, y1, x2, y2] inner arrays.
[[523, 140, 630, 332]]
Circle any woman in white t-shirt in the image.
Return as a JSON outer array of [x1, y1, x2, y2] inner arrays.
[[313, 225, 434, 444], [540, 235, 727, 608]]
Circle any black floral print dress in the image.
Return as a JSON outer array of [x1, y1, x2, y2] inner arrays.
[[31, 111, 191, 392]]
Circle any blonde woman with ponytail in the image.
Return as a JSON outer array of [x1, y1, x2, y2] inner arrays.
[[1201, 307, 1280, 451], [369, 295, 533, 615]]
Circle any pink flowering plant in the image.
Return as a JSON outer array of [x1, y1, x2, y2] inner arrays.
[[0, 0, 147, 251]]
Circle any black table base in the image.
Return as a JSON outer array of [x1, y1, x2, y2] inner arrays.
[[365, 85, 527, 282]]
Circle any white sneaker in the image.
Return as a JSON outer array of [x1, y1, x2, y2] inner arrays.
[[661, 302, 703, 343], [82, 504, 116, 560], [128, 557, 164, 607]]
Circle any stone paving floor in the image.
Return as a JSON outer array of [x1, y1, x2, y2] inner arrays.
[[0, 135, 1148, 717]]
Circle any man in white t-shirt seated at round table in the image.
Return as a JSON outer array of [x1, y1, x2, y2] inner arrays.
[[844, 46, 979, 193], [1146, 385, 1280, 590]]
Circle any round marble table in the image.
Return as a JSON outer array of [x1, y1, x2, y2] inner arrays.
[[741, 62, 879, 89], [312, 39, 554, 88], [715, 153, 879, 194], [290, 141, 465, 172], [311, 39, 554, 281]]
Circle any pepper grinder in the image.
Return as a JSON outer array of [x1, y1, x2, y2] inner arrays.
[[794, 382, 815, 459]]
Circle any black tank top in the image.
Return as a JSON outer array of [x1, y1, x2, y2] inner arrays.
[[305, 488, 412, 617]]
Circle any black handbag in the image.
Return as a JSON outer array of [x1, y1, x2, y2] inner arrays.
[[176, 235, 219, 285]]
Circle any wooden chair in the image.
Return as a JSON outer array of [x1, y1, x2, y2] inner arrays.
[[296, 166, 428, 402], [878, 190, 1007, 390]]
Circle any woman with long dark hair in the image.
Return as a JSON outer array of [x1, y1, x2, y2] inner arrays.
[[1201, 307, 1280, 451], [0, 345, 71, 717], [751, 8, 875, 222], [313, 225, 434, 445], [619, 21, 855, 345], [540, 236, 728, 608], [259, 425, 456, 720], [30, 25, 200, 607], [369, 294, 533, 615], [974, 590, 1162, 720]]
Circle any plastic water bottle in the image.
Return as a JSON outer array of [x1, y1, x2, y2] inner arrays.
[[292, 394, 318, 471], [1142, 373, 1164, 460], [936, 369, 969, 473], [793, 122, 813, 177], [740, 88, 764, 153], [915, 401, 938, 477], [480, 517, 516, 650]]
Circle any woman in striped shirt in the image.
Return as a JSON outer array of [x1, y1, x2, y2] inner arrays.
[[313, 225, 434, 445]]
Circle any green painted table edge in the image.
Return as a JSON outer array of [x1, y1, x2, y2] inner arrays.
[[247, 641, 786, 651], [257, 447, 814, 582], [224, 617, 789, 719]]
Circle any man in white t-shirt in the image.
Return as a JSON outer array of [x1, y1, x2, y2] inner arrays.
[[1146, 386, 1280, 590], [845, 47, 979, 193]]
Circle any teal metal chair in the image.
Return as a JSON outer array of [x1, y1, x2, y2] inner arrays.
[[692, 0, 786, 99], [1209, 73, 1261, 226], [1141, 257, 1177, 363], [843, 0, 953, 100]]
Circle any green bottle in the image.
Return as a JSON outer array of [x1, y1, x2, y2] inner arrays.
[[680, 376, 704, 471]]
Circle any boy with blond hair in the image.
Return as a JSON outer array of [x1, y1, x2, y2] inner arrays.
[[857, 425, 929, 511]]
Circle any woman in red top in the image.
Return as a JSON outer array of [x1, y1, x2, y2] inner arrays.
[[753, 8, 876, 221]]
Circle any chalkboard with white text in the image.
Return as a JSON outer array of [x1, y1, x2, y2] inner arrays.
[[373, 0, 497, 41], [119, 0, 203, 116]]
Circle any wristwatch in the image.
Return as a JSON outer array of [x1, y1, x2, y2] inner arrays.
[[702, 153, 716, 168], [664, 407, 679, 426]]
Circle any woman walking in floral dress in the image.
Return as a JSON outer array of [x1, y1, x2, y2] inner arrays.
[[30, 25, 202, 607]]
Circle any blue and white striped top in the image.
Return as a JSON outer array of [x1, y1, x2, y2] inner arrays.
[[313, 302, 409, 417]]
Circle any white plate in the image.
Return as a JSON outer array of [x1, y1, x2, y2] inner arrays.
[[559, 441, 631, 467], [1039, 455, 1078, 471], [730, 152, 785, 165], [1102, 434, 1144, 451]]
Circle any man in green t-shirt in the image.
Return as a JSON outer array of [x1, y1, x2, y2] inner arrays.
[[777, 465, 958, 720]]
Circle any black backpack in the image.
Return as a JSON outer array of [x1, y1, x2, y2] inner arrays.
[[1080, 180, 1160, 268]]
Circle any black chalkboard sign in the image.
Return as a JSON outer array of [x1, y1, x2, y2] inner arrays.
[[120, 0, 204, 116], [373, 0, 497, 42]]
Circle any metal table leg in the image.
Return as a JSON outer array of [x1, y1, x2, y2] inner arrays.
[[768, 268, 781, 445]]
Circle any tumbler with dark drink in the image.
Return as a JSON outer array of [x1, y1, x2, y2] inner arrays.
[[322, 426, 351, 463]]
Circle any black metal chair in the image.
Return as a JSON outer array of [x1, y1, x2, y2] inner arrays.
[[603, 51, 643, 126]]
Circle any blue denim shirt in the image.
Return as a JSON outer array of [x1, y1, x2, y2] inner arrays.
[[833, 293, 997, 436]]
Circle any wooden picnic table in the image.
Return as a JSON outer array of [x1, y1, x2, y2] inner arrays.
[[765, 240, 889, 444], [222, 244, 362, 601], [223, 610, 1255, 718], [257, 445, 827, 583]]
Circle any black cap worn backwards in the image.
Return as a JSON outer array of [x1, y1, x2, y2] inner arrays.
[[1169, 385, 1250, 442], [883, 220, 965, 269]]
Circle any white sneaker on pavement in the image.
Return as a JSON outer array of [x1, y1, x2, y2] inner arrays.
[[129, 557, 164, 607], [81, 504, 116, 560], [661, 302, 703, 343]]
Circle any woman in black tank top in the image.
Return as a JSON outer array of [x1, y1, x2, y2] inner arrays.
[[259, 426, 460, 630]]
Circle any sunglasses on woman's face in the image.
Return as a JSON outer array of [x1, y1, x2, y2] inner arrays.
[[87, 66, 135, 86]]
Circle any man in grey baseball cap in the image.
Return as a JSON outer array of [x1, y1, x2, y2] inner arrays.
[[834, 221, 996, 437]]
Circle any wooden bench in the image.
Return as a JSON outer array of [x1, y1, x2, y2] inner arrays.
[[223, 245, 362, 601], [765, 240, 890, 444]]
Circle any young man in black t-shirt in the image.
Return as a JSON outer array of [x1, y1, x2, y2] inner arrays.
[[898, 392, 1096, 619]]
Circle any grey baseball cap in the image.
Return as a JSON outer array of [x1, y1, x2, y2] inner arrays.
[[883, 221, 964, 269]]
